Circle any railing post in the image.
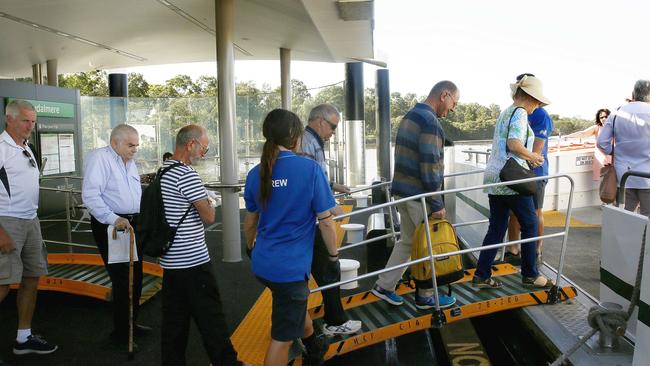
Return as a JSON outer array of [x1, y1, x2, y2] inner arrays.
[[64, 177, 72, 252], [420, 198, 442, 314], [384, 184, 398, 244]]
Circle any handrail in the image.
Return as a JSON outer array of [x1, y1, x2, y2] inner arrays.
[[334, 181, 391, 198], [38, 177, 238, 251], [333, 169, 485, 246], [333, 169, 485, 199], [40, 186, 82, 194], [40, 175, 84, 181], [203, 182, 245, 192], [461, 149, 491, 164], [337, 219, 489, 254], [313, 173, 575, 313], [617, 170, 650, 205], [460, 149, 490, 155]]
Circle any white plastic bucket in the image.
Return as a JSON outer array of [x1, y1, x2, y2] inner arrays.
[[341, 223, 365, 243], [351, 194, 368, 208], [339, 259, 360, 290]]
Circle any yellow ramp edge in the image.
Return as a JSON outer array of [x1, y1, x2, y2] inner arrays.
[[543, 210, 600, 228]]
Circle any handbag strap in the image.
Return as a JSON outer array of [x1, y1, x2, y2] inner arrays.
[[611, 114, 616, 157], [505, 106, 529, 153]]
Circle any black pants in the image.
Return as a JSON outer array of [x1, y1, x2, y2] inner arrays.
[[90, 215, 143, 338], [161, 262, 238, 366], [311, 226, 348, 326]]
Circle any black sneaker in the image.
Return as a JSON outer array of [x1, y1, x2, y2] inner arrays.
[[13, 335, 58, 355]]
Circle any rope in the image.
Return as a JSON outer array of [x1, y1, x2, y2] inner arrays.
[[549, 225, 646, 366]]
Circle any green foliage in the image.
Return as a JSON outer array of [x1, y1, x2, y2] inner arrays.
[[364, 88, 376, 137], [441, 103, 501, 141], [551, 114, 592, 135], [128, 73, 150, 97], [63, 71, 591, 149], [59, 70, 109, 96]]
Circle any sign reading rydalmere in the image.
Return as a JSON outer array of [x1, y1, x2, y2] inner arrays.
[[5, 98, 75, 118]]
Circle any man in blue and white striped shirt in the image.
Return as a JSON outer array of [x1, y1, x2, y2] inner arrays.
[[159, 124, 238, 366]]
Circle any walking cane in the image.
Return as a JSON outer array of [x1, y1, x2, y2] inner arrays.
[[128, 229, 135, 360]]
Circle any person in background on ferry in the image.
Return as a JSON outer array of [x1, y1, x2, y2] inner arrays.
[[162, 151, 172, 162], [597, 80, 650, 216], [244, 109, 336, 366], [0, 100, 58, 361], [567, 108, 611, 181], [300, 104, 361, 336], [159, 125, 239, 365], [82, 124, 151, 348], [472, 75, 556, 289], [371, 81, 459, 309], [506, 73, 555, 269]]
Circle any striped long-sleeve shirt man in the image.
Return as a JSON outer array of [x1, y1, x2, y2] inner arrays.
[[372, 81, 459, 309], [391, 102, 445, 212]]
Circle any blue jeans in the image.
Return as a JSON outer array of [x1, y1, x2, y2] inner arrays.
[[475, 194, 539, 279]]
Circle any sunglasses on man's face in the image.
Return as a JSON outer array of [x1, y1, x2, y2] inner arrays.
[[322, 117, 338, 131], [22, 149, 36, 168]]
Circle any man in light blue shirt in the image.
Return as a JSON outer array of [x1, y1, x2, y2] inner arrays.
[[300, 104, 362, 336], [598, 80, 650, 216], [82, 124, 150, 347]]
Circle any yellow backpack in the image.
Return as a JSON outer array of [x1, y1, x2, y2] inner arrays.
[[410, 218, 464, 286]]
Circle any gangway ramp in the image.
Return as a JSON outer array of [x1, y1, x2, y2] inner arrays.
[[231, 263, 577, 365], [9, 253, 163, 304]]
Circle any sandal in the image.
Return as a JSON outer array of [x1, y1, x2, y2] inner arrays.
[[503, 251, 521, 266], [522, 275, 556, 288], [471, 276, 503, 289]]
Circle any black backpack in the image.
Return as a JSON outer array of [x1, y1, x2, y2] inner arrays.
[[138, 162, 191, 257]]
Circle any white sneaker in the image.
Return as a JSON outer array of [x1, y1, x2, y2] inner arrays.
[[322, 320, 362, 336]]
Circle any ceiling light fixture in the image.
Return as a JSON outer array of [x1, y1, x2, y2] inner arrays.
[[0, 12, 147, 62], [155, 0, 252, 56]]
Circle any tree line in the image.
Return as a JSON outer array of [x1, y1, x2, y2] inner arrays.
[[56, 70, 592, 142]]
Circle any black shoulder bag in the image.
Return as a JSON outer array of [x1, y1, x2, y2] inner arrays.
[[498, 107, 537, 196]]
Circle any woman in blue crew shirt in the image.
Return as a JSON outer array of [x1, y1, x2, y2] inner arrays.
[[243, 109, 338, 366]]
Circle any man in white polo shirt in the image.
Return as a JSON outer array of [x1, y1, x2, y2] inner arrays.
[[0, 99, 58, 357]]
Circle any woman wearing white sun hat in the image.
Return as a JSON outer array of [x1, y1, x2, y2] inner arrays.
[[472, 75, 557, 289]]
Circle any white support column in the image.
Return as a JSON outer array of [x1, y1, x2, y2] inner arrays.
[[280, 48, 291, 110], [216, 0, 242, 262]]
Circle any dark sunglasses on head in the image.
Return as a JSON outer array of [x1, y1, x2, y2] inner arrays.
[[22, 149, 37, 168]]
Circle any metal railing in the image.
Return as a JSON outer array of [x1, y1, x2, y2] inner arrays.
[[39, 176, 84, 249], [461, 149, 491, 164], [333, 169, 487, 252], [37, 175, 232, 248], [617, 170, 650, 206], [311, 173, 575, 322]]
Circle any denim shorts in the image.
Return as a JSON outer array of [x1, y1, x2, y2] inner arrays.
[[257, 276, 309, 342]]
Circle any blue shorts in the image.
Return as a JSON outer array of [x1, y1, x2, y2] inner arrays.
[[534, 180, 548, 210], [256, 276, 309, 342]]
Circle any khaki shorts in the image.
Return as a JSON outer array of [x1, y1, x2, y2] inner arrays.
[[0, 216, 48, 285]]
